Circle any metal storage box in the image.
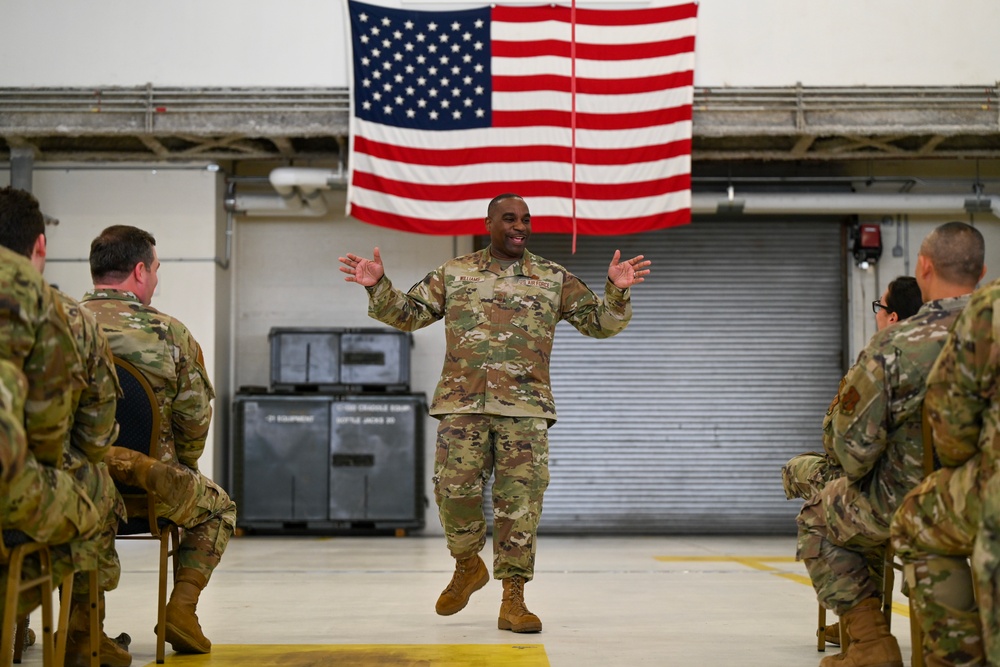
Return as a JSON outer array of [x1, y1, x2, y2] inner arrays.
[[232, 391, 425, 533], [268, 327, 410, 391], [340, 329, 410, 389], [232, 393, 333, 524], [269, 328, 341, 389]]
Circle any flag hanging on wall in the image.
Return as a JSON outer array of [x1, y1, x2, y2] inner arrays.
[[346, 0, 697, 236]]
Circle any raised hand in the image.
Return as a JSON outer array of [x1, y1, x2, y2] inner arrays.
[[607, 250, 651, 289], [338, 247, 385, 287]]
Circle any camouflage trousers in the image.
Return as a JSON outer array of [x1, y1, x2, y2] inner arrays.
[[891, 455, 999, 666], [797, 474, 892, 615], [147, 463, 237, 582], [786, 453, 887, 607], [0, 450, 122, 617], [433, 414, 550, 580]]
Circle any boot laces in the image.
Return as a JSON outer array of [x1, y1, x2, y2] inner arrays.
[[443, 558, 475, 596], [505, 577, 531, 615]]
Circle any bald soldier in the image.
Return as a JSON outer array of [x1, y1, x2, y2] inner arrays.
[[339, 193, 650, 634], [891, 277, 1000, 666], [796, 221, 985, 667]]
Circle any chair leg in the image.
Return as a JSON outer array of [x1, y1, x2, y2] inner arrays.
[[53, 570, 74, 667], [36, 548, 55, 667], [12, 616, 28, 664], [883, 548, 896, 633], [88, 571, 99, 667], [1, 550, 24, 667], [155, 531, 170, 664], [817, 604, 826, 652]]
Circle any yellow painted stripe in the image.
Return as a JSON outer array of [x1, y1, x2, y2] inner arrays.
[[653, 554, 911, 619], [145, 644, 549, 666]]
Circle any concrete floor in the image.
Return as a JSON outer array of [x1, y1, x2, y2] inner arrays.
[[16, 534, 918, 666]]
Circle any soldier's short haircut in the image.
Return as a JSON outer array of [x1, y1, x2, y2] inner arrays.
[[920, 221, 985, 286], [0, 186, 45, 258], [90, 225, 157, 284], [885, 275, 922, 320], [487, 193, 524, 219]]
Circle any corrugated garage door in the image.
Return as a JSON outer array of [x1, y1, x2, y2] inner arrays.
[[523, 218, 845, 534]]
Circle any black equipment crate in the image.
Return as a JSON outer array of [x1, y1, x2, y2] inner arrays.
[[232, 391, 425, 534], [269, 327, 411, 392]]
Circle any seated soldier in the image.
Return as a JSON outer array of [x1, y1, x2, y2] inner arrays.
[[0, 249, 100, 623], [891, 277, 1000, 666], [0, 185, 129, 666], [781, 275, 922, 646], [795, 222, 984, 667], [81, 225, 237, 655]]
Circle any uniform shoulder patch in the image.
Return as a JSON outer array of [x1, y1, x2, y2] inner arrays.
[[839, 385, 861, 415]]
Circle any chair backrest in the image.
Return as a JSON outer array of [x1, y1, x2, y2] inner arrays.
[[112, 357, 164, 536]]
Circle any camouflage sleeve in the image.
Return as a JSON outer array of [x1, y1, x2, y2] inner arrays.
[[820, 378, 847, 458], [0, 360, 29, 484], [560, 276, 632, 339], [366, 271, 445, 332], [923, 287, 997, 468], [169, 320, 215, 470], [70, 310, 121, 464], [829, 345, 890, 481], [22, 283, 79, 467]]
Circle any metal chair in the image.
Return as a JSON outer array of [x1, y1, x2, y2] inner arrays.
[[112, 357, 179, 665]]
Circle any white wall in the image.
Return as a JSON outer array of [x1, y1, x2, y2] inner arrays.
[[1, 166, 224, 480], [1, 0, 997, 87]]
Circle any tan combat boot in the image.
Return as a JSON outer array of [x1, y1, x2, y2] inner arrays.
[[64, 591, 132, 667], [435, 554, 489, 616], [819, 598, 902, 667], [498, 576, 542, 633], [162, 568, 211, 654]]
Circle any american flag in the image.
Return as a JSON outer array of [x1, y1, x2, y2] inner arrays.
[[346, 0, 697, 236]]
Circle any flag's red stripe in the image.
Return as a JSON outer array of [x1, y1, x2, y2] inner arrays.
[[349, 203, 691, 237], [492, 105, 691, 130], [352, 170, 689, 202], [492, 36, 695, 61], [492, 4, 698, 26], [354, 135, 690, 167], [493, 70, 693, 95]]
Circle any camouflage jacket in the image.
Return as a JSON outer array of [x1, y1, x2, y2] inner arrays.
[[366, 247, 632, 420], [53, 289, 120, 465], [830, 295, 968, 518], [925, 278, 1000, 473], [80, 289, 214, 470], [0, 246, 78, 467]]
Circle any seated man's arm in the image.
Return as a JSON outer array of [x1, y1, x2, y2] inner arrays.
[[924, 289, 996, 468], [829, 348, 890, 481], [170, 322, 214, 470]]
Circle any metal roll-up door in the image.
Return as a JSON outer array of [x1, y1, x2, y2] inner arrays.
[[525, 218, 845, 534]]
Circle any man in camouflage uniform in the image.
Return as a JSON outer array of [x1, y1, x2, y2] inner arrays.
[[0, 185, 131, 665], [0, 245, 101, 616], [339, 193, 650, 633], [81, 225, 237, 655], [891, 277, 1000, 666], [782, 275, 923, 647], [796, 222, 985, 667]]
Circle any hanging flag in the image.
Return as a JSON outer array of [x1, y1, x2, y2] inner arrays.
[[346, 0, 696, 236]]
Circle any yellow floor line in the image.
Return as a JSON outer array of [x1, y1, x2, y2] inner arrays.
[[654, 554, 911, 618], [145, 644, 549, 667]]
